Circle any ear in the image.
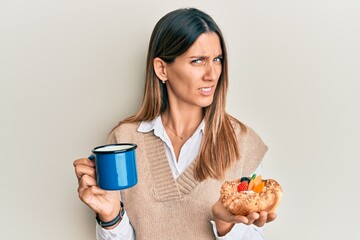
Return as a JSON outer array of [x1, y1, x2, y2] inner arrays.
[[153, 57, 168, 82]]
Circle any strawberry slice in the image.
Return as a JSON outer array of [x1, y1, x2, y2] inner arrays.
[[237, 181, 249, 192]]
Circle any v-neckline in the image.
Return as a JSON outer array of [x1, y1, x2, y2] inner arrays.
[[142, 131, 200, 201]]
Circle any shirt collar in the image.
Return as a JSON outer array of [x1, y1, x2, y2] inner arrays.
[[137, 115, 205, 138]]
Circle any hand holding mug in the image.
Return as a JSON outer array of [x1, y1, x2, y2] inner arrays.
[[73, 143, 138, 222], [73, 157, 121, 221]]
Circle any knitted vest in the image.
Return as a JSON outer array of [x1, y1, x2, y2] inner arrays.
[[109, 121, 267, 240]]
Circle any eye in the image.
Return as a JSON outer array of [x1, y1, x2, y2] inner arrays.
[[191, 58, 203, 64], [214, 56, 223, 63]]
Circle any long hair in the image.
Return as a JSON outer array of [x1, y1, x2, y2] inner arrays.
[[117, 8, 245, 181]]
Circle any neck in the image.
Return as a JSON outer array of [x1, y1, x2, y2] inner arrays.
[[161, 107, 203, 138]]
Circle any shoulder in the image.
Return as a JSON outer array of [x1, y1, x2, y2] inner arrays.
[[229, 117, 266, 146], [234, 120, 268, 174], [227, 115, 269, 175], [108, 122, 141, 144], [241, 124, 267, 150], [230, 117, 268, 159]]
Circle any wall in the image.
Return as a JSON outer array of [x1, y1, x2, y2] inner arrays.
[[1, 0, 359, 239]]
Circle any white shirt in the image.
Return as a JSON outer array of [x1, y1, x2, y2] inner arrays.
[[96, 116, 264, 240]]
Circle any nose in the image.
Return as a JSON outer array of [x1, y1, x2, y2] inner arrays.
[[204, 62, 219, 81]]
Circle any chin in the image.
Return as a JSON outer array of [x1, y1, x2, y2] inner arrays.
[[198, 98, 215, 108]]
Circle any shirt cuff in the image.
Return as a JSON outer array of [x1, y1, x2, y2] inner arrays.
[[211, 221, 265, 240], [96, 211, 134, 240]]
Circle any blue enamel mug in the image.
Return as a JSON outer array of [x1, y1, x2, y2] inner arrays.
[[88, 143, 138, 190]]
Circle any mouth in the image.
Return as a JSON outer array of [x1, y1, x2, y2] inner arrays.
[[199, 86, 214, 96], [199, 86, 213, 93]]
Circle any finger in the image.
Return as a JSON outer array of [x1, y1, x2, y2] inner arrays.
[[78, 174, 98, 197], [78, 174, 97, 189], [266, 212, 277, 223], [254, 211, 268, 227], [81, 185, 107, 198], [74, 163, 96, 181], [78, 175, 106, 201], [245, 212, 260, 225], [230, 215, 249, 224], [212, 199, 250, 224], [73, 158, 95, 168]]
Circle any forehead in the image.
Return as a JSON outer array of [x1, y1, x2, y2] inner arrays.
[[184, 32, 222, 56]]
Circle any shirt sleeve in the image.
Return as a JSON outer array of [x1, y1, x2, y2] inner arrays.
[[96, 211, 135, 240], [211, 221, 265, 240]]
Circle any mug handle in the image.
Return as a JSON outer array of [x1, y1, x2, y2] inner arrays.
[[88, 155, 95, 161]]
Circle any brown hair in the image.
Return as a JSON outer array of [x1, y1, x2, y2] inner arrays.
[[116, 8, 245, 181]]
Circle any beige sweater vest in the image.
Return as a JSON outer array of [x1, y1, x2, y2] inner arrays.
[[109, 121, 267, 240]]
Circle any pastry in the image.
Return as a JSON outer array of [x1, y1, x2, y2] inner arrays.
[[220, 174, 283, 216]]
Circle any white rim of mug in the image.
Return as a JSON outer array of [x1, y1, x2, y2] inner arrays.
[[92, 143, 137, 154]]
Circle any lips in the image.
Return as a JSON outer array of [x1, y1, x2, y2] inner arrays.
[[199, 87, 211, 92], [199, 86, 214, 95]]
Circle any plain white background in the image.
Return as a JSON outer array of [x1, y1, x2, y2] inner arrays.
[[1, 0, 359, 239]]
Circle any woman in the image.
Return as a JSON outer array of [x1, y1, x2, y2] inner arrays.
[[74, 8, 276, 240]]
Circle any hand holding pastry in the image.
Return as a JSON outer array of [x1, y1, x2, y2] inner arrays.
[[212, 198, 276, 236]]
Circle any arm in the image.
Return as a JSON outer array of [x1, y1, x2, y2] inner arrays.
[[73, 158, 136, 240], [96, 211, 135, 240]]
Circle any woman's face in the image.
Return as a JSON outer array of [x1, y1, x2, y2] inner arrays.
[[165, 32, 223, 109]]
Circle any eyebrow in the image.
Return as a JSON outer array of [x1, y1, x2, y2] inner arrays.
[[188, 54, 223, 59]]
